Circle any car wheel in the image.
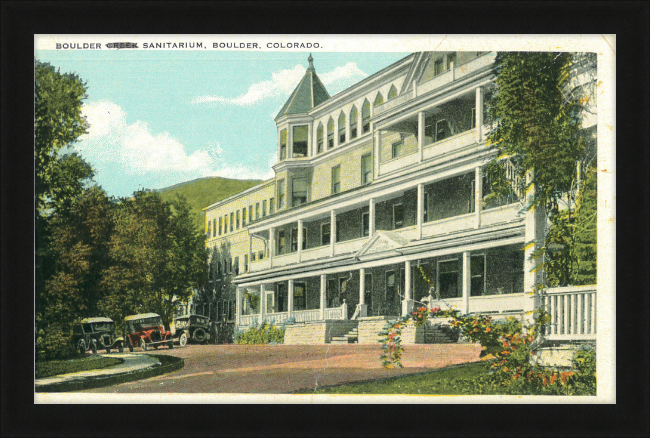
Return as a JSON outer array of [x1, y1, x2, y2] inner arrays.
[[127, 338, 134, 352], [193, 328, 206, 343], [179, 333, 187, 347], [141, 339, 148, 351], [168, 341, 174, 349], [78, 340, 86, 356]]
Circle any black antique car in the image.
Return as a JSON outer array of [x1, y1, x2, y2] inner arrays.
[[72, 317, 125, 354], [172, 314, 211, 346]]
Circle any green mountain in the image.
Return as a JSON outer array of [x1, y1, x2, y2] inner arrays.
[[158, 176, 263, 232]]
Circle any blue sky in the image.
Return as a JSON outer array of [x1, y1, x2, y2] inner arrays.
[[35, 50, 408, 197]]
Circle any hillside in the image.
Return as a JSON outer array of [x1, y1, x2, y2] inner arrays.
[[158, 176, 263, 232]]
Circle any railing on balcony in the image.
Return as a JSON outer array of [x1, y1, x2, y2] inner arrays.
[[541, 286, 597, 341], [335, 237, 367, 255], [238, 304, 347, 327], [374, 90, 414, 115], [500, 158, 526, 201]]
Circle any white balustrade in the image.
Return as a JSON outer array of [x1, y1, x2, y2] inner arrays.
[[422, 129, 481, 161], [421, 213, 476, 239], [272, 252, 299, 268], [324, 306, 344, 320], [300, 246, 330, 262], [249, 258, 271, 272], [293, 309, 321, 323], [541, 286, 597, 341], [480, 203, 522, 227], [335, 237, 367, 255]]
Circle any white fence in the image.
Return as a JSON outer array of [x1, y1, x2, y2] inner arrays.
[[541, 286, 597, 341], [238, 304, 347, 327]]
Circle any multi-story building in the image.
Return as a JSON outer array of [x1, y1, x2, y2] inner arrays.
[[203, 51, 597, 344]]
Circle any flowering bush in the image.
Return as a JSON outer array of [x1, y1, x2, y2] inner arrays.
[[235, 321, 285, 345]]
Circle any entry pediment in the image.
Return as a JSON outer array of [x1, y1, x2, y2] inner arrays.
[[356, 231, 410, 259]]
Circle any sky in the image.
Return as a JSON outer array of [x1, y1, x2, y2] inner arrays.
[[35, 50, 409, 198]]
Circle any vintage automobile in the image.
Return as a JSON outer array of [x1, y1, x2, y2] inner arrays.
[[124, 313, 174, 352], [72, 317, 125, 355], [172, 314, 211, 346]]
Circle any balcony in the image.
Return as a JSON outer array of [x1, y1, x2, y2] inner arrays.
[[374, 90, 414, 115]]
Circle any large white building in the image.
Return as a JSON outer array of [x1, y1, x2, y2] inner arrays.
[[202, 51, 597, 344]]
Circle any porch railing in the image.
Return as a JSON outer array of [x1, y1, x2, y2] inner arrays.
[[238, 304, 347, 327], [541, 286, 597, 341]]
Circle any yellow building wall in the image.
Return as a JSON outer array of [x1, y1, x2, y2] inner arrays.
[[311, 140, 373, 201], [380, 132, 418, 163]]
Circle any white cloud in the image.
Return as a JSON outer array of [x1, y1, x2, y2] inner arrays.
[[74, 101, 274, 190], [192, 62, 368, 106]]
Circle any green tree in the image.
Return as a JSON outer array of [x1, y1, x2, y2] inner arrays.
[[571, 164, 597, 285]]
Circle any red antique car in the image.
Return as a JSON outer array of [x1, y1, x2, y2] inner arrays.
[[124, 313, 174, 351]]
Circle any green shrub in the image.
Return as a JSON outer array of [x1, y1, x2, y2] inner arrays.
[[36, 324, 77, 362], [235, 321, 285, 345]]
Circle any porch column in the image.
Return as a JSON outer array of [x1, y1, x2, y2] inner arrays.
[[259, 283, 266, 322], [358, 268, 368, 318], [474, 166, 483, 228], [418, 111, 425, 162], [269, 227, 275, 268], [462, 251, 471, 314], [235, 287, 243, 326], [450, 61, 455, 80], [287, 279, 294, 319], [330, 209, 337, 257], [417, 183, 424, 239], [524, 171, 546, 310], [374, 130, 381, 178], [297, 219, 303, 262], [288, 125, 293, 159], [368, 198, 376, 236], [320, 274, 326, 320], [476, 86, 484, 140], [402, 261, 414, 315]]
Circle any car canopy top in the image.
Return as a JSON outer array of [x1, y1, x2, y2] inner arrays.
[[80, 317, 114, 324], [124, 313, 160, 321]]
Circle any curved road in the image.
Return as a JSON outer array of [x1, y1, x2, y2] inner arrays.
[[84, 344, 482, 394]]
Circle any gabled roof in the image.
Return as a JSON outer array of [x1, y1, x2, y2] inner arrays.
[[275, 54, 330, 120]]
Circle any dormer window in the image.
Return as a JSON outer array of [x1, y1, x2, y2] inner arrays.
[[362, 100, 371, 134], [292, 125, 308, 158], [388, 85, 398, 100], [350, 106, 358, 140], [338, 112, 346, 144], [280, 129, 288, 160], [327, 118, 334, 149], [317, 123, 324, 154], [446, 52, 456, 71]]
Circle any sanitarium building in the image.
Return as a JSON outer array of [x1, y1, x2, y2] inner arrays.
[[202, 52, 597, 344]]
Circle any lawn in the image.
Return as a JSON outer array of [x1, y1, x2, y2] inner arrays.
[[36, 356, 124, 379], [311, 361, 492, 395]]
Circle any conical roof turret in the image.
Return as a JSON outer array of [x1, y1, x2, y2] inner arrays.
[[275, 54, 330, 120]]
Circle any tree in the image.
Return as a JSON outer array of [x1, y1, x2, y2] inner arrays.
[[571, 164, 597, 285], [485, 52, 591, 286]]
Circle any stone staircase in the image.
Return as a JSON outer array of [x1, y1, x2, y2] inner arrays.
[[330, 327, 359, 344]]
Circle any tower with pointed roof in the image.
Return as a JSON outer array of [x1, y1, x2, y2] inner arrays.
[[275, 54, 330, 121]]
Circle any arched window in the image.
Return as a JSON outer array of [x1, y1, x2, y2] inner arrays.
[[373, 92, 384, 107], [317, 122, 324, 154], [327, 117, 334, 149], [338, 112, 346, 145], [388, 85, 398, 100], [349, 106, 358, 140], [362, 99, 371, 134]]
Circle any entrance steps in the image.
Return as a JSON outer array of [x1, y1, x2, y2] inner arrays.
[[330, 327, 358, 344]]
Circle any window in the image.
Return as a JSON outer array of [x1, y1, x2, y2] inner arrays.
[[338, 112, 346, 144], [391, 140, 403, 159], [435, 119, 449, 142], [249, 206, 253, 222], [213, 219, 216, 237], [280, 129, 287, 160], [277, 284, 287, 312], [277, 230, 286, 254], [321, 223, 331, 246], [385, 271, 396, 301], [290, 228, 307, 251], [292, 125, 308, 157], [317, 123, 324, 154], [234, 256, 239, 275], [244, 254, 248, 273], [222, 259, 227, 275], [434, 58, 444, 76], [292, 177, 308, 206], [339, 277, 348, 299], [393, 203, 404, 229], [242, 207, 247, 226], [251, 252, 256, 262], [236, 210, 240, 229], [423, 192, 429, 222], [364, 273, 373, 311], [218, 217, 222, 235], [362, 99, 371, 134], [373, 92, 384, 107], [361, 153, 373, 184], [229, 212, 234, 232], [327, 278, 338, 307], [388, 85, 398, 100], [331, 165, 341, 194], [269, 198, 275, 214], [262, 200, 267, 217], [277, 179, 285, 209], [349, 106, 358, 140], [327, 118, 335, 149], [228, 300, 234, 321], [258, 250, 264, 260], [446, 52, 456, 71], [223, 215, 228, 234], [293, 282, 306, 311], [255, 203, 260, 220], [471, 254, 485, 296], [438, 259, 460, 298], [335, 219, 341, 243], [228, 257, 233, 274], [362, 211, 370, 237], [216, 259, 221, 276], [471, 106, 476, 129], [207, 221, 211, 237]]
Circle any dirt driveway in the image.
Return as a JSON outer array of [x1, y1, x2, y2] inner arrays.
[[85, 343, 482, 394]]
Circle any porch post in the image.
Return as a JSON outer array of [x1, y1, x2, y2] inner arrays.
[[235, 287, 242, 326], [287, 279, 294, 319], [320, 274, 326, 320], [462, 251, 471, 314], [269, 227, 275, 268], [402, 261, 414, 316], [358, 268, 368, 318], [368, 198, 376, 236], [297, 219, 303, 262], [475, 166, 483, 228], [417, 183, 424, 239], [476, 86, 484, 140], [330, 209, 336, 257], [524, 171, 546, 314], [418, 111, 425, 163], [259, 283, 266, 322]]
